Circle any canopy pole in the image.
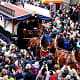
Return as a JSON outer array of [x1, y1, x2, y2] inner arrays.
[[12, 19, 15, 34], [12, 19, 18, 34], [4, 18, 6, 28]]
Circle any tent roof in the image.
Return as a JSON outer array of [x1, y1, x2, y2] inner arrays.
[[24, 3, 51, 18], [0, 2, 51, 21]]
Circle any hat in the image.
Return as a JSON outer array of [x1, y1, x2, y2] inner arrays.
[[10, 44, 16, 50], [25, 64, 32, 69], [15, 60, 18, 66], [5, 65, 9, 68], [2, 69, 7, 74], [4, 51, 10, 57], [65, 75, 71, 79], [54, 64, 60, 69], [50, 70, 55, 74], [77, 41, 80, 48], [32, 61, 39, 69]]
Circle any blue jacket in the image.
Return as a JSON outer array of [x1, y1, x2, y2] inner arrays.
[[42, 33, 52, 44]]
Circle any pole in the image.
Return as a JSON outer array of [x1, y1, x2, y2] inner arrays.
[[12, 19, 15, 34], [4, 19, 6, 28]]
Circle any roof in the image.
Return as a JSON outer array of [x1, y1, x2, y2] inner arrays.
[[0, 2, 30, 20], [24, 3, 51, 18], [3, 3, 27, 17], [0, 2, 51, 21]]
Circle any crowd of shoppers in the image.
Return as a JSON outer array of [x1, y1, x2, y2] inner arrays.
[[0, 40, 80, 80]]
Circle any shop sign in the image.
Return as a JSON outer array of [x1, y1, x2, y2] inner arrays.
[[0, 4, 15, 17]]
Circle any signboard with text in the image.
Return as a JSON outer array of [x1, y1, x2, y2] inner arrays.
[[0, 4, 15, 17]]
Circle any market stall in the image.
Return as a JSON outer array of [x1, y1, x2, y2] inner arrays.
[[0, 2, 31, 33]]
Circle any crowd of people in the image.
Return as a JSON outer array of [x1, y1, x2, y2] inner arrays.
[[0, 40, 80, 80], [0, 1, 80, 80]]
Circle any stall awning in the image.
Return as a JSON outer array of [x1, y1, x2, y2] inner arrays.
[[24, 4, 51, 18], [42, 0, 64, 4], [37, 14, 52, 21]]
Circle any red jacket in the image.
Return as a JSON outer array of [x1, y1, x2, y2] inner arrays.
[[50, 75, 57, 80]]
